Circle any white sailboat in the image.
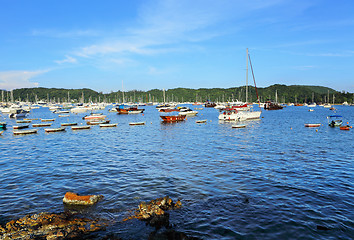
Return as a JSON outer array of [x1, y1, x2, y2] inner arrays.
[[219, 48, 261, 121]]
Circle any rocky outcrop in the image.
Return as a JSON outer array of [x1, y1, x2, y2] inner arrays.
[[124, 196, 182, 221], [63, 192, 104, 206], [0, 212, 107, 239]]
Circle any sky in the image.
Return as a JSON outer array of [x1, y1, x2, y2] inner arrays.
[[0, 0, 353, 93]]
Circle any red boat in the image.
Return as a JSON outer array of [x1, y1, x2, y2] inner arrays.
[[339, 125, 351, 130], [160, 115, 186, 123], [116, 105, 145, 114], [158, 108, 179, 112]]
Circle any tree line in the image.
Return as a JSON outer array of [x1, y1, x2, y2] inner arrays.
[[1, 84, 353, 104]]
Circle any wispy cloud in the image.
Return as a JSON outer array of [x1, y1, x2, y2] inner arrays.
[[0, 70, 49, 90], [55, 55, 77, 64], [75, 0, 285, 58]]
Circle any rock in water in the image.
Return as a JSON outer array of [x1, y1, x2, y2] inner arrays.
[[0, 212, 107, 239], [63, 192, 104, 205], [124, 196, 182, 221]]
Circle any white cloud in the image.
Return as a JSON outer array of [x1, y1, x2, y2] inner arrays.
[[75, 0, 285, 58], [0, 70, 48, 90], [55, 55, 77, 64]]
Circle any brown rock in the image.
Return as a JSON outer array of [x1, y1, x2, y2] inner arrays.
[[63, 192, 103, 205], [124, 196, 182, 221], [0, 212, 107, 239]]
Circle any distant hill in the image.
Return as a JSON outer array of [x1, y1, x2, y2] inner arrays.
[[1, 85, 352, 104]]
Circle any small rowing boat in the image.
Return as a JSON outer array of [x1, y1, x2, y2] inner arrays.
[[99, 123, 117, 127], [58, 114, 70, 117], [13, 129, 38, 135], [129, 122, 145, 126], [41, 119, 55, 122], [196, 120, 207, 124], [86, 120, 110, 125], [339, 125, 351, 130], [71, 125, 91, 130], [13, 125, 29, 129], [61, 122, 78, 126], [16, 120, 31, 123], [33, 123, 52, 127], [304, 123, 321, 127], [232, 124, 246, 128], [0, 131, 3, 135], [45, 127, 66, 133]]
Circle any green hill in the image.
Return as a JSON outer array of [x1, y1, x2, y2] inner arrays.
[[1, 85, 352, 104]]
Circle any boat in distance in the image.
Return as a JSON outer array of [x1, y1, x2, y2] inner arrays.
[[99, 123, 117, 127], [196, 120, 207, 123], [116, 105, 145, 114], [32, 123, 53, 127], [61, 122, 78, 126], [232, 124, 246, 128], [71, 125, 91, 130], [129, 122, 146, 126], [13, 129, 38, 135], [44, 127, 66, 133], [13, 125, 29, 129], [304, 123, 321, 127], [160, 115, 186, 123], [41, 118, 55, 122]]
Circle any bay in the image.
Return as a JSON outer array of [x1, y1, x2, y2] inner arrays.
[[0, 105, 353, 239]]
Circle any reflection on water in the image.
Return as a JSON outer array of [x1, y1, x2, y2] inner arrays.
[[0, 105, 353, 239]]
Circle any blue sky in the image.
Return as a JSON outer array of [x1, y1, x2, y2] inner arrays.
[[0, 0, 353, 92]]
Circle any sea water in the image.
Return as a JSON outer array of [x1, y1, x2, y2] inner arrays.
[[0, 105, 353, 239]]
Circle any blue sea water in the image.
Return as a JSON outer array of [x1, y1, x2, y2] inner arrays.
[[0, 105, 353, 239]]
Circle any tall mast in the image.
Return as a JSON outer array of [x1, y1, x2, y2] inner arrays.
[[122, 80, 125, 103], [246, 48, 249, 103]]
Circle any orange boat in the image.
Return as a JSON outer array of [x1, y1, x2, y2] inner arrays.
[[160, 115, 186, 123], [339, 125, 351, 130]]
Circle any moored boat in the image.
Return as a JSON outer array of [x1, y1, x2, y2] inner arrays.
[[0, 122, 7, 129], [232, 124, 246, 128], [41, 118, 55, 122], [328, 115, 343, 127], [61, 122, 78, 126], [13, 125, 29, 129], [44, 127, 66, 133], [339, 125, 351, 130], [83, 113, 106, 121], [116, 105, 145, 114], [196, 120, 207, 123], [71, 125, 91, 130], [129, 122, 146, 126], [16, 119, 32, 123], [9, 109, 28, 118], [13, 129, 38, 135], [178, 107, 198, 116], [99, 123, 117, 127], [86, 120, 110, 125], [160, 115, 186, 123], [264, 101, 283, 110], [32, 123, 52, 127], [304, 123, 321, 127]]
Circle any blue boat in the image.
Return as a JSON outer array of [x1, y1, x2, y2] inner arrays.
[[328, 115, 343, 127]]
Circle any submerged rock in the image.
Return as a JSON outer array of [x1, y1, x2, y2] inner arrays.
[[0, 212, 107, 239], [124, 196, 182, 221], [63, 192, 104, 206]]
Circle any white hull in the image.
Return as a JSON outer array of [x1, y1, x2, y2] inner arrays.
[[218, 111, 261, 121]]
